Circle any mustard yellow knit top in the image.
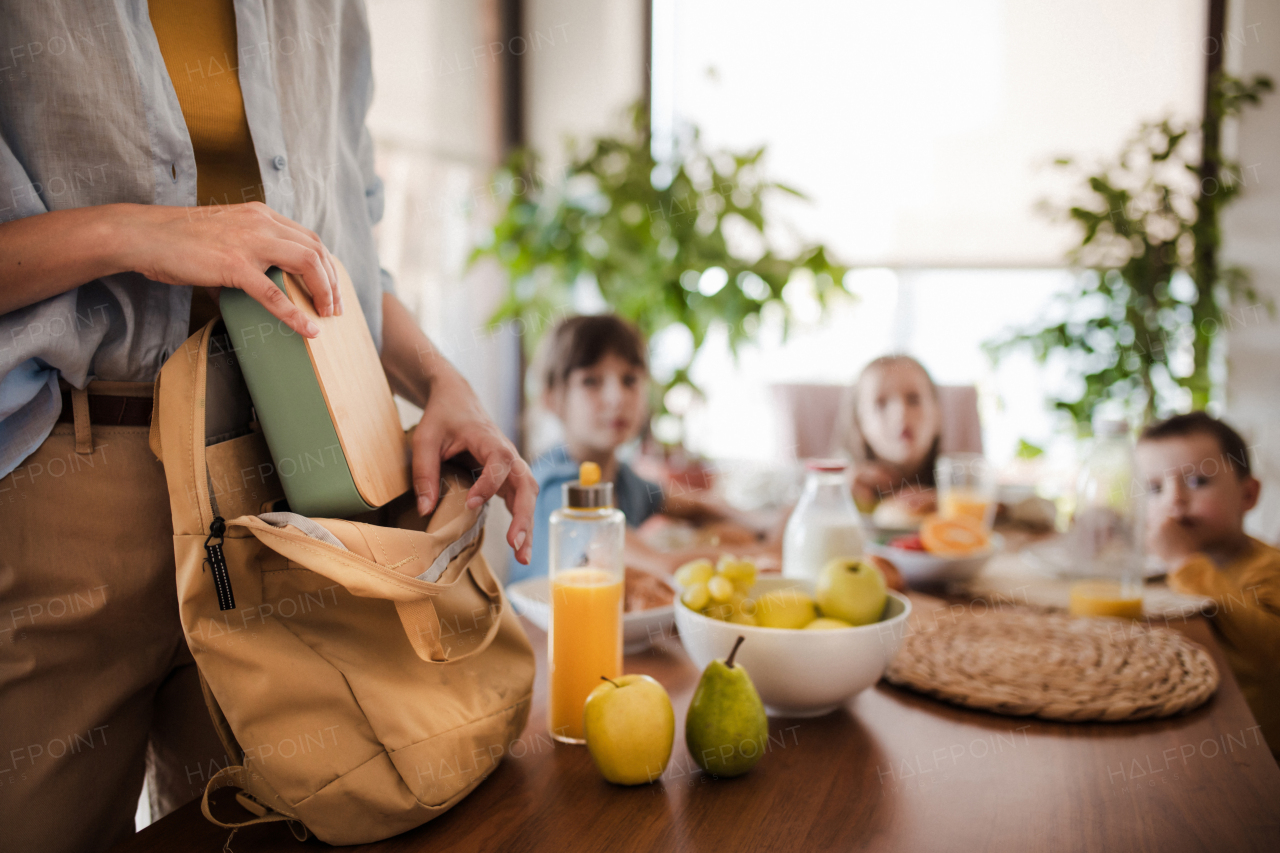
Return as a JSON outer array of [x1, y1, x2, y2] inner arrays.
[[149, 0, 265, 332]]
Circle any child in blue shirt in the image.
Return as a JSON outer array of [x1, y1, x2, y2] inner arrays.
[[510, 315, 750, 584]]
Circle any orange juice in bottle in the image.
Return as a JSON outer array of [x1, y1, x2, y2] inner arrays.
[[547, 462, 625, 743]]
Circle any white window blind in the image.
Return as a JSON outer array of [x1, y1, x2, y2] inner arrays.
[[652, 0, 1206, 268]]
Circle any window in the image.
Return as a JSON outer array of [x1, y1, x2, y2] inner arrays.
[[650, 0, 1206, 464]]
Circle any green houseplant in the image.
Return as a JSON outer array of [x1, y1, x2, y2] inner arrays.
[[986, 73, 1273, 430], [470, 104, 848, 442]]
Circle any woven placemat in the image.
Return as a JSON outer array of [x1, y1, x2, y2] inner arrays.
[[884, 609, 1219, 722]]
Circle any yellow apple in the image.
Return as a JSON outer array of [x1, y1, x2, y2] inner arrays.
[[753, 589, 818, 629], [804, 617, 854, 630], [583, 674, 675, 785], [815, 558, 887, 625]]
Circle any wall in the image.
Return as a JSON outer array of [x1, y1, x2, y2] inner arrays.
[[1223, 0, 1280, 542], [524, 0, 647, 175], [366, 0, 646, 580]]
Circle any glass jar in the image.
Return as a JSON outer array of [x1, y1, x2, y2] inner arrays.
[[547, 463, 625, 743], [1067, 421, 1145, 618], [782, 460, 866, 582]]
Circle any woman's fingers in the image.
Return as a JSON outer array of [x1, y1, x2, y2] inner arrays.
[[411, 422, 445, 516], [263, 238, 336, 318], [257, 205, 342, 314], [465, 441, 519, 510], [499, 465, 538, 564], [234, 265, 319, 338], [465, 442, 537, 564], [428, 423, 538, 563]]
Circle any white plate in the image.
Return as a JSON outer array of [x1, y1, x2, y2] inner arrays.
[[867, 533, 1003, 585], [506, 575, 677, 655], [1020, 538, 1169, 579]]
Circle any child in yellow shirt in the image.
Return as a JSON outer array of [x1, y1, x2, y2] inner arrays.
[[1137, 412, 1280, 757]]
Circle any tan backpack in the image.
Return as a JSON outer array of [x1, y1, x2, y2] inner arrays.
[[150, 319, 535, 845]]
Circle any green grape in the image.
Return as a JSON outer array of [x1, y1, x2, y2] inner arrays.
[[675, 558, 715, 588], [707, 575, 735, 603], [681, 582, 710, 611], [719, 559, 757, 589], [715, 554, 738, 575]]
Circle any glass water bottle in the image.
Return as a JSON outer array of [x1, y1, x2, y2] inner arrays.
[[783, 460, 866, 582], [547, 461, 625, 743], [1067, 421, 1145, 619]]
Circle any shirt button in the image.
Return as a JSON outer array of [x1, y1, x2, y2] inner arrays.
[[272, 155, 287, 170]]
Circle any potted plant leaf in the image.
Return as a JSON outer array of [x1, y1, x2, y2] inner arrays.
[[986, 73, 1273, 430], [470, 102, 849, 448]]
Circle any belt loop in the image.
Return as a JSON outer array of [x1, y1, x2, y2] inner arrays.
[[71, 386, 93, 455]]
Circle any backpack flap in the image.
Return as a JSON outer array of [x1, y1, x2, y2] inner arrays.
[[228, 472, 505, 664]]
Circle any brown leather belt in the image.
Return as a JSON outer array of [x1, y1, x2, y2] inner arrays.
[[56, 389, 154, 426]]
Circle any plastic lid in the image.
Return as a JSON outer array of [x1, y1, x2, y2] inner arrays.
[[805, 458, 849, 472], [564, 461, 613, 509]]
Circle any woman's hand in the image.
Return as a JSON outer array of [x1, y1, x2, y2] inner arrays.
[[380, 293, 537, 564], [0, 203, 342, 334], [124, 202, 342, 337], [409, 370, 538, 564]]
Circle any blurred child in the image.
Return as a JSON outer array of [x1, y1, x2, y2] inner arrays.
[[510, 315, 753, 585], [834, 354, 943, 516], [1136, 412, 1280, 757]]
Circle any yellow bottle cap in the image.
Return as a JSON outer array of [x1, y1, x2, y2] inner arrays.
[[579, 461, 601, 487]]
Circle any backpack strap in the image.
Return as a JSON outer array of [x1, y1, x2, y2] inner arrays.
[[201, 766, 308, 840], [395, 562, 504, 664], [148, 370, 163, 462]]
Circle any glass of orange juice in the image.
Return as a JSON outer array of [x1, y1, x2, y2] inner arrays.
[[547, 462, 625, 743], [936, 453, 997, 530]]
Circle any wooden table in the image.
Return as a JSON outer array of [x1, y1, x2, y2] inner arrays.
[[115, 598, 1280, 853]]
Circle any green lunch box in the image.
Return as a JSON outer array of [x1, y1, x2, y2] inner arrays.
[[218, 262, 410, 518]]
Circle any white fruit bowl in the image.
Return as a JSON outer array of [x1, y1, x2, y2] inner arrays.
[[673, 577, 911, 718]]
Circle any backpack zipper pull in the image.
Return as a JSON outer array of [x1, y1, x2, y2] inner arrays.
[[204, 516, 235, 611]]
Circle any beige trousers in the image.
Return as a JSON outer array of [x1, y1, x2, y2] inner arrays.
[[0, 381, 226, 853]]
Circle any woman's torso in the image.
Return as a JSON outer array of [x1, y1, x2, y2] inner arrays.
[[0, 0, 389, 480]]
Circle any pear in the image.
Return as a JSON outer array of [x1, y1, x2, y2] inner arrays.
[[685, 636, 768, 778]]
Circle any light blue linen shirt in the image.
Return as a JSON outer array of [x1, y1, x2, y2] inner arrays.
[[0, 0, 395, 480]]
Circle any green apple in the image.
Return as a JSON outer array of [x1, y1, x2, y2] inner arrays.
[[583, 674, 675, 785], [753, 589, 818, 629], [814, 558, 887, 626], [804, 617, 854, 630]]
